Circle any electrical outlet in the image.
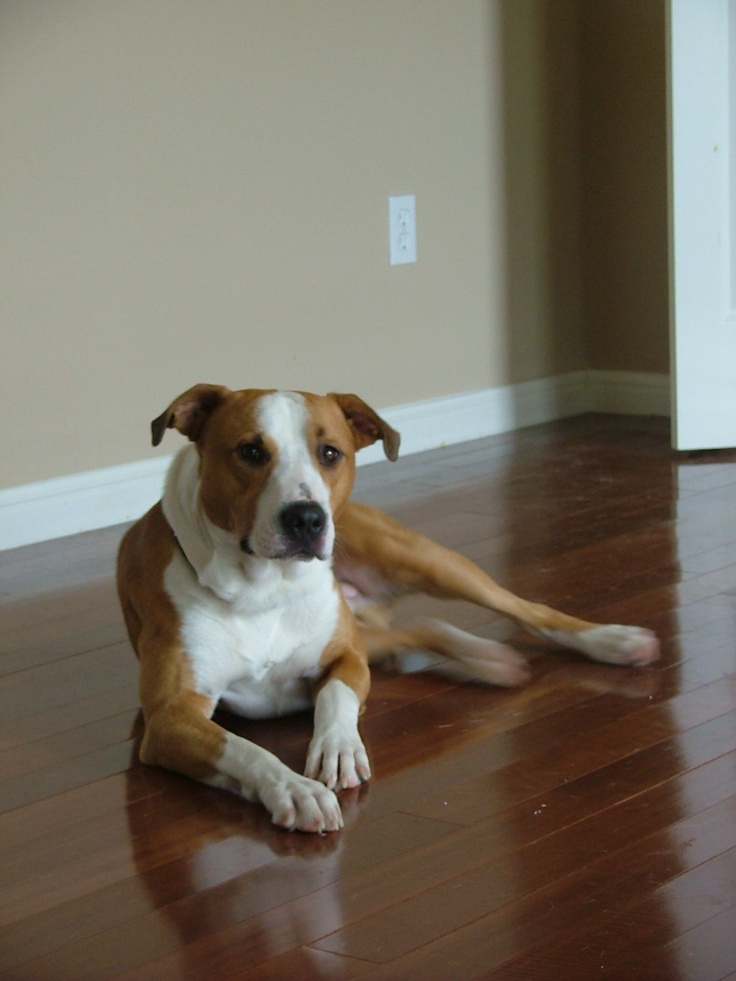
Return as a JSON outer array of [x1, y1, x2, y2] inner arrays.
[[388, 195, 416, 265]]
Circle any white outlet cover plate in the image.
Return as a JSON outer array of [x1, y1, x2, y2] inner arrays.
[[388, 194, 417, 265]]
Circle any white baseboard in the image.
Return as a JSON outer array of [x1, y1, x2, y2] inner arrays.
[[0, 456, 173, 552], [354, 370, 591, 465], [0, 370, 669, 551]]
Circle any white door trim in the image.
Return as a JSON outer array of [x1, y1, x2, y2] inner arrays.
[[668, 0, 736, 448]]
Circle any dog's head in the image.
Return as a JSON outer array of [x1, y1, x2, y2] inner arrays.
[[152, 385, 400, 562]]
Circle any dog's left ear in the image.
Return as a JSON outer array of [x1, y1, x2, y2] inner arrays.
[[330, 393, 400, 461]]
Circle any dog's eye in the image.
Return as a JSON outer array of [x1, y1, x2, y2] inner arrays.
[[237, 441, 270, 468], [318, 444, 342, 467]]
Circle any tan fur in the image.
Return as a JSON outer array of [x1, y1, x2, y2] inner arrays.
[[337, 500, 602, 640], [118, 504, 224, 780], [316, 591, 372, 705]]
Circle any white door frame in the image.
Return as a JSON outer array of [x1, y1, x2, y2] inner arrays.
[[669, 0, 736, 449]]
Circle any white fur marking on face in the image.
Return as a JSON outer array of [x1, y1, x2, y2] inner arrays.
[[249, 392, 333, 559]]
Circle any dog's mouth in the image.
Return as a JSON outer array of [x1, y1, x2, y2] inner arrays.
[[281, 545, 322, 562], [239, 537, 328, 563]]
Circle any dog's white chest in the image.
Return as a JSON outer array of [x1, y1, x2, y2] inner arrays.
[[166, 554, 340, 718]]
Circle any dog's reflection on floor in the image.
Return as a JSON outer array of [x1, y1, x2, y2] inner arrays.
[[125, 712, 369, 973]]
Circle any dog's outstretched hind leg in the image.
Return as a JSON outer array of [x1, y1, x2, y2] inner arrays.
[[337, 501, 659, 668], [358, 618, 531, 687]]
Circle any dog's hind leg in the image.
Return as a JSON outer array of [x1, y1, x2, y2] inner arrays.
[[337, 501, 659, 668], [358, 619, 531, 687]]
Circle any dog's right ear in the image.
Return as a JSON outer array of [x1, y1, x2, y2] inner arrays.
[[151, 384, 231, 446]]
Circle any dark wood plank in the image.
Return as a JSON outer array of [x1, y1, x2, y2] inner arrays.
[[488, 850, 736, 980]]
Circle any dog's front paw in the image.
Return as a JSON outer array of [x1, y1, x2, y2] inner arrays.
[[308, 678, 371, 790], [305, 728, 371, 791], [260, 771, 343, 833]]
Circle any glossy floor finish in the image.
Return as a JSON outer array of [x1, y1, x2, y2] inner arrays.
[[1, 414, 736, 980]]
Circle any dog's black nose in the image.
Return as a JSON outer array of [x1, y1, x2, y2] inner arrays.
[[280, 501, 327, 547]]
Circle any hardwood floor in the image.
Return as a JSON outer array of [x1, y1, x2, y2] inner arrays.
[[1, 413, 735, 980]]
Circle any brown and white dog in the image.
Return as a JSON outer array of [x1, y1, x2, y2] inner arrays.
[[117, 385, 659, 833]]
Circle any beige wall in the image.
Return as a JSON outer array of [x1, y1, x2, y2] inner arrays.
[[0, 1, 668, 491]]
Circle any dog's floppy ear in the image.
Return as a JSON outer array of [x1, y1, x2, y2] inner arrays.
[[151, 384, 231, 446], [330, 393, 400, 461]]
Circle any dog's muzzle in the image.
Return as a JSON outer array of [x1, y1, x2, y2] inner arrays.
[[239, 501, 330, 561], [279, 501, 327, 559]]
